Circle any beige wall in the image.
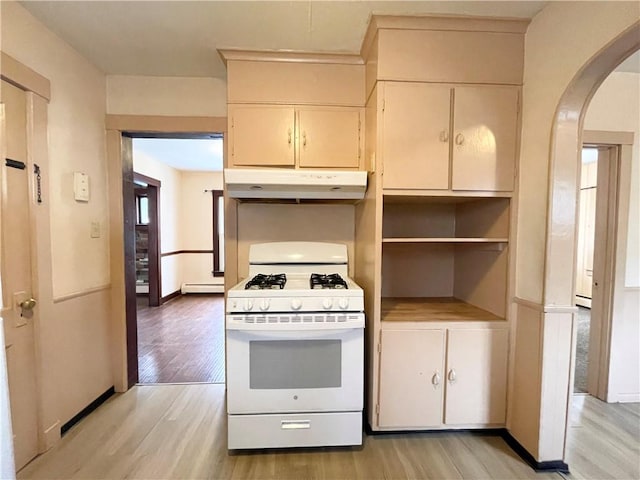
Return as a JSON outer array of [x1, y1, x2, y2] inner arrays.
[[516, 1, 639, 304], [106, 75, 227, 117], [0, 0, 113, 445], [510, 0, 639, 462]]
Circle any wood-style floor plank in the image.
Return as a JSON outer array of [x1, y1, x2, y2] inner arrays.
[[17, 387, 639, 480], [137, 294, 225, 384]]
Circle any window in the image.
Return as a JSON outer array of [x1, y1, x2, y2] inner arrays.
[[213, 190, 224, 275]]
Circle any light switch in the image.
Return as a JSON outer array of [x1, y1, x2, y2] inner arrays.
[[74, 172, 90, 202], [90, 221, 101, 238]]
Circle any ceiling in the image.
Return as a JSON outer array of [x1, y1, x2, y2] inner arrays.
[[21, 1, 550, 79], [133, 138, 224, 172]]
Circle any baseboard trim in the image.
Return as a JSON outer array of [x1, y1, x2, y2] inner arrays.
[[501, 431, 570, 473], [161, 289, 181, 304], [61, 386, 115, 435]]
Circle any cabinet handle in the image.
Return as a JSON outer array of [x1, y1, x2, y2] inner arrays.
[[448, 369, 457, 384], [455, 133, 465, 146], [439, 130, 449, 143], [432, 371, 441, 387], [287, 129, 292, 145], [303, 131, 307, 147]]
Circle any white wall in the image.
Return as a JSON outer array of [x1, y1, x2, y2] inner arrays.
[[584, 71, 639, 287], [1, 0, 113, 447], [133, 151, 183, 296], [584, 71, 640, 402], [106, 75, 227, 117], [180, 172, 224, 285]]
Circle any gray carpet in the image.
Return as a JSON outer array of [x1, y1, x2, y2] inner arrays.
[[574, 306, 591, 393]]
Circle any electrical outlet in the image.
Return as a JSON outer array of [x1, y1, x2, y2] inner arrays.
[[90, 221, 101, 238]]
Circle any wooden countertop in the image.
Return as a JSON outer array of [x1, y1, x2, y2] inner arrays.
[[381, 297, 504, 322]]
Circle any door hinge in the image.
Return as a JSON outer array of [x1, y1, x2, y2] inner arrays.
[[375, 404, 380, 415]]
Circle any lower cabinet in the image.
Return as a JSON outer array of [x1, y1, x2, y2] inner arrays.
[[377, 327, 508, 429]]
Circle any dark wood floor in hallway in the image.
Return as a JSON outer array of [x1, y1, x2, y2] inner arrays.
[[137, 294, 225, 384]]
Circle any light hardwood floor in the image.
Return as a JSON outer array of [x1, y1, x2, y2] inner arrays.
[[18, 386, 639, 480]]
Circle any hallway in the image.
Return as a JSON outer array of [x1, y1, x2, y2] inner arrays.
[[137, 294, 225, 384]]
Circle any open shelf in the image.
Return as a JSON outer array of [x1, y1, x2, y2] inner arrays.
[[381, 297, 505, 322], [383, 237, 508, 243], [382, 196, 510, 241]]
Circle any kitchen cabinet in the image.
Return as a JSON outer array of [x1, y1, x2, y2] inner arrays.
[[378, 329, 445, 428], [229, 105, 362, 169], [381, 83, 518, 192], [377, 326, 508, 429]]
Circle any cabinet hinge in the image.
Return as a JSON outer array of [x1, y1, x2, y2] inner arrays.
[[382, 99, 385, 113], [377, 342, 381, 354], [375, 404, 380, 415]]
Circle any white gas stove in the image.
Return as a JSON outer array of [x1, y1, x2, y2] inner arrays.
[[226, 242, 364, 450]]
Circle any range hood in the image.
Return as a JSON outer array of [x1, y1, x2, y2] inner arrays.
[[224, 168, 367, 200]]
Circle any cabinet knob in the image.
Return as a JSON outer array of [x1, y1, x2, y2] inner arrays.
[[439, 130, 449, 143], [448, 369, 457, 384], [455, 133, 465, 146], [303, 131, 307, 147], [432, 371, 441, 387]]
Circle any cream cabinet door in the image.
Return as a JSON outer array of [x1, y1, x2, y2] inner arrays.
[[444, 328, 508, 426], [378, 329, 445, 428], [297, 107, 361, 168], [230, 106, 295, 166], [382, 83, 451, 190], [451, 86, 518, 191]]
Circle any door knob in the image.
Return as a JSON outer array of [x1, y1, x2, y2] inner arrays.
[[19, 298, 37, 311]]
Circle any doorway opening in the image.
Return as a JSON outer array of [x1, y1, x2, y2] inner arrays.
[[126, 135, 226, 385]]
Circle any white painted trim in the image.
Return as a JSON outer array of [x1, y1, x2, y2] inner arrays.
[[614, 393, 640, 403], [543, 305, 579, 314], [52, 284, 111, 304], [512, 296, 543, 311], [181, 283, 224, 294]]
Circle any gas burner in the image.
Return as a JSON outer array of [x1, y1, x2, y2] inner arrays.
[[245, 273, 287, 290], [310, 273, 348, 290]]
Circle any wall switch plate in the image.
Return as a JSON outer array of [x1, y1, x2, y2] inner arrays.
[[90, 221, 101, 238], [74, 172, 90, 202]]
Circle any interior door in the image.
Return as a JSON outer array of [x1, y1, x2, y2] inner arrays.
[[382, 83, 451, 190], [0, 80, 39, 470]]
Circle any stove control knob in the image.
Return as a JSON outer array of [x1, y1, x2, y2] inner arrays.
[[322, 298, 333, 310], [243, 299, 254, 312], [291, 299, 302, 310], [260, 299, 270, 311], [338, 298, 349, 310]]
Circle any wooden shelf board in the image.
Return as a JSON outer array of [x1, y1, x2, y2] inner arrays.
[[382, 237, 509, 243], [381, 297, 505, 322]]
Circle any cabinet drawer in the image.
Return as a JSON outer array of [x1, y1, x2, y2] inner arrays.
[[228, 412, 362, 449]]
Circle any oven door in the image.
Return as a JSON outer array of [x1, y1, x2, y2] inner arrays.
[[226, 323, 363, 414]]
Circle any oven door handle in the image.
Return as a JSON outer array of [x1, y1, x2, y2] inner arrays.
[[227, 327, 360, 339]]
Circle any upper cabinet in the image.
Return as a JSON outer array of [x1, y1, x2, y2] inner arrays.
[[229, 104, 362, 169], [381, 82, 519, 192], [221, 50, 366, 170]]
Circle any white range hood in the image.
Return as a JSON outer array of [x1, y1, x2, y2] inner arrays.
[[224, 168, 367, 200]]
